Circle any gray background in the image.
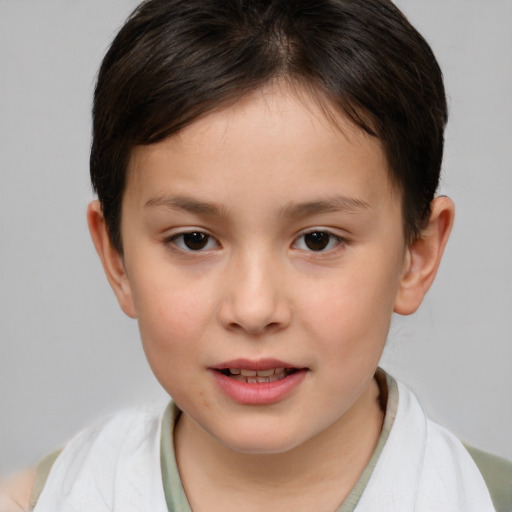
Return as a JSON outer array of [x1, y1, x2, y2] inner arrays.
[[1, 0, 511, 475]]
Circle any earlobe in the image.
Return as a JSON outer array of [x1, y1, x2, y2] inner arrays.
[[87, 200, 137, 319], [394, 196, 455, 315]]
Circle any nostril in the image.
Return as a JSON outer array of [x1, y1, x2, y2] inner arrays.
[[227, 321, 282, 335], [219, 292, 292, 334]]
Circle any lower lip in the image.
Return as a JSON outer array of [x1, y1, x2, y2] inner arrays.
[[211, 369, 308, 405]]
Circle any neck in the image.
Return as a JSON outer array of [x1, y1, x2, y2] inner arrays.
[[174, 377, 384, 511]]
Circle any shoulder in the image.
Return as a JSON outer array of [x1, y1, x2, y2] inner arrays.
[[0, 467, 36, 512], [29, 404, 168, 510], [44, 404, 165, 474], [389, 375, 508, 510], [464, 444, 512, 512]]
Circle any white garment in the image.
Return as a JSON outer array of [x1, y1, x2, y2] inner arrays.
[[33, 381, 495, 512], [354, 380, 495, 511], [33, 404, 169, 512]]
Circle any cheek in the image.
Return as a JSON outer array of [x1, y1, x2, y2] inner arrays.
[[298, 257, 401, 354], [135, 286, 213, 400], [131, 273, 215, 367]]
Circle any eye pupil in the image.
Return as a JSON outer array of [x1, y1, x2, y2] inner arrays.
[[183, 232, 209, 250], [304, 231, 329, 251]]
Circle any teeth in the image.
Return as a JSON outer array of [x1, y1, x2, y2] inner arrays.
[[255, 369, 274, 377], [225, 367, 296, 383]]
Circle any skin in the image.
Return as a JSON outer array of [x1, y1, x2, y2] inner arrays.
[[0, 469, 36, 511], [89, 84, 454, 511], [2, 84, 453, 510]]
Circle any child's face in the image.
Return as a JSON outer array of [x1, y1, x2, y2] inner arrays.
[[118, 85, 408, 453]]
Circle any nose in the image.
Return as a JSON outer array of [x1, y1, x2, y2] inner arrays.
[[218, 249, 292, 335]]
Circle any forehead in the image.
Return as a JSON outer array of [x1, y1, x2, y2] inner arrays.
[[125, 84, 398, 217]]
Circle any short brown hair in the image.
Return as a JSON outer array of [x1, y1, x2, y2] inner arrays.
[[91, 0, 447, 252]]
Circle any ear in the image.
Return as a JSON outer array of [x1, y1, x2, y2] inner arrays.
[[394, 196, 455, 315], [87, 200, 137, 318]]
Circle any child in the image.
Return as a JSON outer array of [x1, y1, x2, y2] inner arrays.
[[2, 0, 511, 510]]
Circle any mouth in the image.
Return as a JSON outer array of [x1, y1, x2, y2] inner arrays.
[[211, 362, 308, 404], [215, 367, 300, 384], [210, 359, 308, 404]]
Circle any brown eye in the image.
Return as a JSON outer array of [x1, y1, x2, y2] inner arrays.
[[183, 232, 210, 250], [293, 230, 343, 252], [168, 231, 218, 251], [304, 231, 330, 251]]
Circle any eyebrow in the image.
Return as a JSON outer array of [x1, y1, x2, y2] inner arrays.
[[280, 195, 371, 218], [144, 194, 370, 218], [144, 195, 228, 216]]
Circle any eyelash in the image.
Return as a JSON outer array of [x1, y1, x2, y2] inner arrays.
[[162, 229, 347, 254], [292, 230, 346, 253], [164, 231, 219, 252]]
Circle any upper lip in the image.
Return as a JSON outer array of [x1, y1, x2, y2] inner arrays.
[[209, 358, 303, 371]]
